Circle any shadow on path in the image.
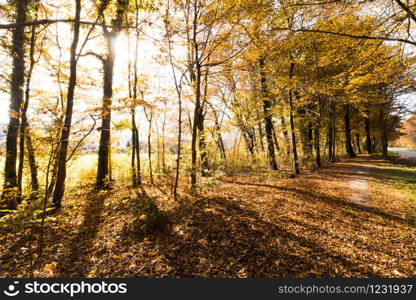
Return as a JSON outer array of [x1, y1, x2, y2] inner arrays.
[[56, 190, 109, 276]]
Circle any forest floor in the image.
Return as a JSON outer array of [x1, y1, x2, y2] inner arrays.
[[0, 155, 415, 278]]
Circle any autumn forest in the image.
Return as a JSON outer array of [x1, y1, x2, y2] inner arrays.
[[0, 0, 415, 278]]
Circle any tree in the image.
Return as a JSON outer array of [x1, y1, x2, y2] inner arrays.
[[96, 0, 128, 189], [18, 0, 41, 197], [2, 0, 31, 207], [52, 0, 82, 208]]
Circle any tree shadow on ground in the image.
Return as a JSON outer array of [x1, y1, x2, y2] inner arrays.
[[371, 165, 416, 186], [222, 179, 409, 226], [137, 195, 381, 277], [55, 190, 109, 276]]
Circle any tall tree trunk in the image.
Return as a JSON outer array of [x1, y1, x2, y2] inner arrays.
[[214, 112, 226, 162], [96, 0, 126, 188], [259, 58, 278, 170], [364, 110, 373, 154], [190, 7, 201, 188], [257, 121, 265, 153], [328, 125, 333, 162], [47, 150, 59, 197], [52, 0, 82, 208], [132, 8, 142, 186], [127, 30, 138, 187], [328, 101, 336, 163], [2, 0, 30, 206], [300, 120, 313, 162], [288, 62, 300, 175], [144, 108, 154, 184], [131, 115, 138, 187], [155, 120, 161, 173], [314, 128, 321, 168], [307, 123, 313, 158], [331, 125, 337, 163], [26, 132, 39, 191], [165, 2, 182, 199], [379, 104, 389, 159], [174, 90, 182, 199], [356, 133, 362, 154], [271, 124, 280, 152], [314, 95, 322, 168], [198, 111, 209, 176], [344, 104, 356, 158], [17, 16, 37, 198], [241, 130, 254, 156], [96, 55, 114, 188], [199, 71, 210, 176], [280, 115, 291, 156], [191, 66, 201, 188], [135, 128, 141, 184], [162, 104, 167, 173]]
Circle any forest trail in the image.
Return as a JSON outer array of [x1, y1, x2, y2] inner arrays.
[[315, 155, 373, 206], [347, 157, 371, 207], [1, 155, 415, 278]]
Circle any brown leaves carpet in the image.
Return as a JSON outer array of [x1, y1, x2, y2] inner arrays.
[[0, 156, 415, 277]]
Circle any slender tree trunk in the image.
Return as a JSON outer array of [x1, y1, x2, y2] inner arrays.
[[332, 126, 337, 163], [96, 0, 126, 188], [213, 112, 226, 162], [47, 150, 59, 196], [96, 42, 114, 188], [259, 58, 278, 170], [288, 62, 300, 174], [131, 116, 138, 187], [299, 112, 311, 163], [344, 104, 356, 158], [328, 125, 333, 162], [52, 0, 82, 208], [271, 124, 280, 152], [135, 127, 141, 184], [127, 30, 138, 187], [364, 110, 373, 154], [191, 73, 201, 188], [2, 0, 30, 206], [96, 56, 114, 188], [379, 104, 389, 159], [144, 108, 154, 184], [328, 101, 336, 162], [165, 3, 182, 199], [133, 10, 142, 186], [18, 12, 38, 199], [199, 69, 210, 176], [371, 136, 377, 152], [289, 95, 299, 174], [356, 133, 362, 154], [218, 133, 227, 162], [174, 92, 182, 199], [314, 128, 321, 168], [155, 120, 161, 174], [198, 111, 209, 176], [162, 105, 167, 173], [303, 123, 313, 160], [314, 95, 322, 168], [26, 132, 39, 191], [190, 9, 201, 188], [257, 122, 265, 153], [280, 115, 291, 156]]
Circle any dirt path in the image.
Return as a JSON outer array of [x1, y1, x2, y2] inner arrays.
[[348, 163, 371, 207]]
